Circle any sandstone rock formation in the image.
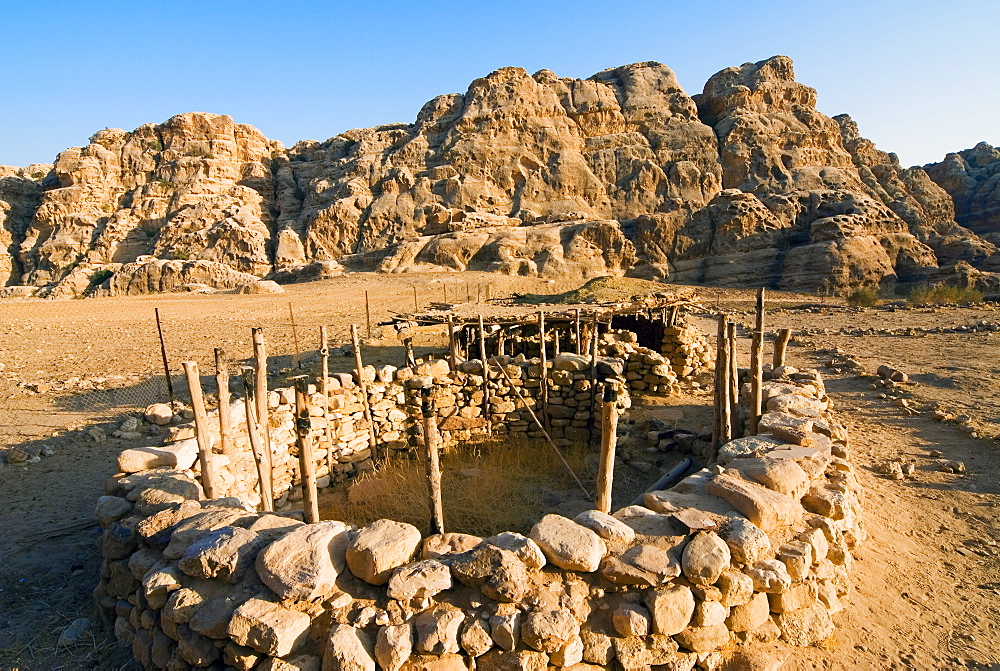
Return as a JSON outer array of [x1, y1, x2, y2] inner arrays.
[[924, 142, 1000, 246], [3, 57, 998, 296]]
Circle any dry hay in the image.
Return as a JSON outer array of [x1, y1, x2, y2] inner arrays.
[[319, 438, 592, 537]]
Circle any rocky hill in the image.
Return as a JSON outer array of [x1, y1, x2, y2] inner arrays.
[[2, 55, 998, 296]]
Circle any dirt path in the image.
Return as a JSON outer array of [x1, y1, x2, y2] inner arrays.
[[1, 279, 999, 669]]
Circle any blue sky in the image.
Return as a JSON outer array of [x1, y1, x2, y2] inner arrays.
[[1, 0, 996, 168]]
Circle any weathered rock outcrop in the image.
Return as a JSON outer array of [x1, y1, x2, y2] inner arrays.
[[0, 165, 50, 285], [924, 142, 1000, 246], [3, 57, 998, 296]]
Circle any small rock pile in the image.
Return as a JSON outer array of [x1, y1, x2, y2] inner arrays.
[[599, 330, 681, 395], [96, 368, 863, 669], [660, 320, 714, 380]]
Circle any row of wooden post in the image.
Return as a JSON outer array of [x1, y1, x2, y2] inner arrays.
[[173, 305, 624, 534], [712, 288, 794, 454]]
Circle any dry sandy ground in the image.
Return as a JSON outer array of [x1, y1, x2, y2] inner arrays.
[[0, 275, 998, 669]]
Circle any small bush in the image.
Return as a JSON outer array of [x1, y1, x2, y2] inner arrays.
[[172, 248, 190, 261], [89, 269, 114, 286], [908, 284, 983, 305], [147, 140, 163, 152], [845, 286, 879, 307]]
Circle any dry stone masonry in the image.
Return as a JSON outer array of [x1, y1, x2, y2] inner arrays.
[[97, 355, 863, 669]]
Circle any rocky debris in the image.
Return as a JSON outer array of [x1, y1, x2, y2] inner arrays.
[[255, 521, 352, 600], [177, 526, 264, 583], [572, 510, 636, 544], [376, 623, 413, 671], [324, 624, 376, 671], [227, 598, 311, 657], [529, 514, 606, 572], [386, 559, 452, 601], [346, 519, 422, 585], [680, 531, 731, 585], [449, 545, 528, 603]]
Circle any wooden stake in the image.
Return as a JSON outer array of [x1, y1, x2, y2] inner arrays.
[[773, 328, 792, 369], [574, 308, 582, 355], [477, 314, 491, 433], [727, 320, 740, 440], [365, 290, 372, 339], [240, 367, 273, 511], [412, 285, 418, 311], [711, 315, 731, 460], [351, 324, 379, 453], [251, 328, 272, 474], [595, 384, 619, 513], [447, 315, 458, 370], [293, 377, 320, 524], [420, 387, 445, 535], [667, 306, 678, 328], [538, 311, 549, 431], [486, 284, 492, 301], [749, 288, 765, 434], [476, 284, 481, 303], [182, 361, 218, 499], [214, 348, 233, 456], [588, 314, 599, 443], [289, 302, 302, 370], [443, 284, 447, 303], [154, 308, 174, 405], [320, 326, 335, 474], [466, 282, 471, 303]]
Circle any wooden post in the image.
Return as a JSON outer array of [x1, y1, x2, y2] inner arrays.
[[538, 311, 549, 431], [182, 361, 218, 499], [320, 326, 335, 473], [711, 315, 731, 460], [241, 367, 273, 511], [351, 324, 379, 453], [412, 285, 418, 311], [667, 306, 678, 327], [773, 328, 792, 369], [443, 284, 447, 303], [214, 348, 233, 457], [727, 320, 740, 440], [403, 337, 416, 368], [476, 284, 481, 303], [251, 328, 272, 473], [595, 384, 619, 513], [477, 314, 491, 433], [289, 302, 302, 370], [420, 387, 445, 536], [293, 377, 320, 524], [154, 308, 175, 406], [749, 288, 765, 434], [447, 315, 458, 370], [486, 284, 492, 302], [574, 308, 582, 355], [365, 290, 372, 339], [588, 314, 599, 443], [466, 282, 471, 303]]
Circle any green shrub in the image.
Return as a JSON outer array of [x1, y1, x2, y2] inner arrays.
[[182, 148, 214, 159], [845, 286, 879, 307], [147, 139, 163, 152], [173, 248, 190, 260], [908, 284, 983, 305], [89, 269, 114, 286]]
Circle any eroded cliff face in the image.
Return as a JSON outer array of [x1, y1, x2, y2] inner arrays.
[[4, 56, 998, 295], [924, 142, 1000, 247], [17, 113, 281, 287]]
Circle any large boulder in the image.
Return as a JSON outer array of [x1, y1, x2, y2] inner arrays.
[[346, 520, 422, 585], [255, 521, 353, 600]]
